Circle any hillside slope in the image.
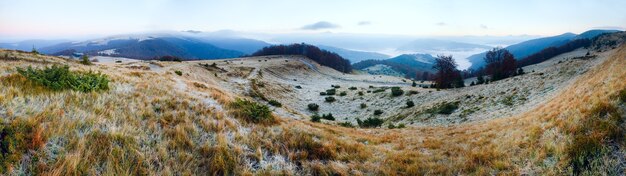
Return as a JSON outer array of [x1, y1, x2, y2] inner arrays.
[[0, 35, 624, 175]]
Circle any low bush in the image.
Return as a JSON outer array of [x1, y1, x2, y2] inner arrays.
[[295, 85, 302, 89], [325, 89, 336, 95], [339, 91, 347, 96], [16, 65, 109, 92], [311, 114, 321, 122], [388, 123, 406, 129], [322, 113, 335, 121], [357, 117, 384, 128], [360, 103, 367, 109], [426, 101, 460, 114], [332, 85, 341, 88], [391, 87, 404, 96], [320, 92, 327, 96], [307, 103, 319, 111], [229, 98, 274, 124], [325, 96, 336, 103], [175, 70, 183, 76], [338, 122, 354, 128], [408, 90, 418, 95], [349, 87, 357, 90], [358, 91, 364, 96], [374, 110, 383, 115], [268, 100, 282, 107], [406, 100, 415, 108], [80, 55, 92, 65]]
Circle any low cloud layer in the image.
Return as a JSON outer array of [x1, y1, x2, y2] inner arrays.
[[301, 21, 340, 30]]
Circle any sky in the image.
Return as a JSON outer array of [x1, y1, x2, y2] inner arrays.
[[1, 0, 625, 41]]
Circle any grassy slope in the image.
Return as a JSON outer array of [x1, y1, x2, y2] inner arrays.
[[0, 44, 624, 175]]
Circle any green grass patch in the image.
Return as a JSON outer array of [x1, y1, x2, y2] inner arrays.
[[229, 98, 275, 124]]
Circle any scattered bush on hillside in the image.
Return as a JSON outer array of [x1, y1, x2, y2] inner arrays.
[[175, 70, 183, 76], [360, 103, 367, 109], [322, 113, 335, 121], [295, 85, 302, 89], [358, 91, 364, 96], [80, 55, 92, 65], [374, 110, 383, 115], [426, 101, 460, 114], [310, 114, 321, 122], [332, 85, 341, 88], [357, 117, 384, 128], [268, 100, 282, 107], [412, 81, 417, 87], [229, 98, 274, 124], [319, 92, 327, 96], [325, 89, 336, 95], [307, 103, 319, 111], [408, 90, 418, 95], [406, 100, 415, 108], [325, 96, 336, 103], [251, 43, 352, 73], [349, 86, 357, 90], [339, 91, 347, 96], [391, 87, 404, 96], [16, 65, 109, 92], [338, 122, 354, 128], [388, 123, 406, 129]]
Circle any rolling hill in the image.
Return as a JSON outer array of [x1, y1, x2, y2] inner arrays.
[[318, 45, 390, 63], [352, 53, 436, 78], [467, 29, 621, 69]]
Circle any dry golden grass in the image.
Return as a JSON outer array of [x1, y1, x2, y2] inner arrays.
[[0, 44, 624, 175]]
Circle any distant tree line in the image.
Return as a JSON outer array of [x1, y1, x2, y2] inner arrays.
[[517, 39, 591, 67], [251, 43, 352, 73]]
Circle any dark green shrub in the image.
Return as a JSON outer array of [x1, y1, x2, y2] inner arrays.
[[391, 87, 404, 96], [338, 122, 354, 128], [80, 55, 92, 65], [373, 88, 385, 93], [360, 103, 367, 109], [311, 114, 321, 122], [349, 87, 357, 90], [16, 65, 109, 92], [332, 85, 340, 88], [307, 103, 319, 111], [295, 85, 302, 89], [325, 96, 336, 103], [268, 100, 282, 107], [229, 98, 274, 124], [374, 110, 383, 115], [325, 89, 336, 95], [322, 113, 335, 121], [426, 101, 460, 114], [357, 117, 384, 128], [406, 100, 415, 108], [339, 91, 347, 96], [397, 123, 406, 128], [320, 92, 327, 96], [408, 90, 418, 95], [175, 70, 182, 76], [358, 91, 364, 96], [412, 81, 417, 87]]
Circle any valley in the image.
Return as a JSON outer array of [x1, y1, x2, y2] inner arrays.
[[0, 31, 624, 175]]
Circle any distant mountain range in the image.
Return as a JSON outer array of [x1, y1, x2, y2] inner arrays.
[[318, 45, 389, 63], [352, 53, 436, 79], [0, 39, 70, 51], [467, 29, 621, 69]]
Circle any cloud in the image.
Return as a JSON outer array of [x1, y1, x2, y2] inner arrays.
[[357, 21, 372, 26], [480, 24, 488, 29], [300, 21, 340, 30], [435, 22, 447, 26]]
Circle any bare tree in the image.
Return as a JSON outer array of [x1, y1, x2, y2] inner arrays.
[[433, 55, 463, 88]]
